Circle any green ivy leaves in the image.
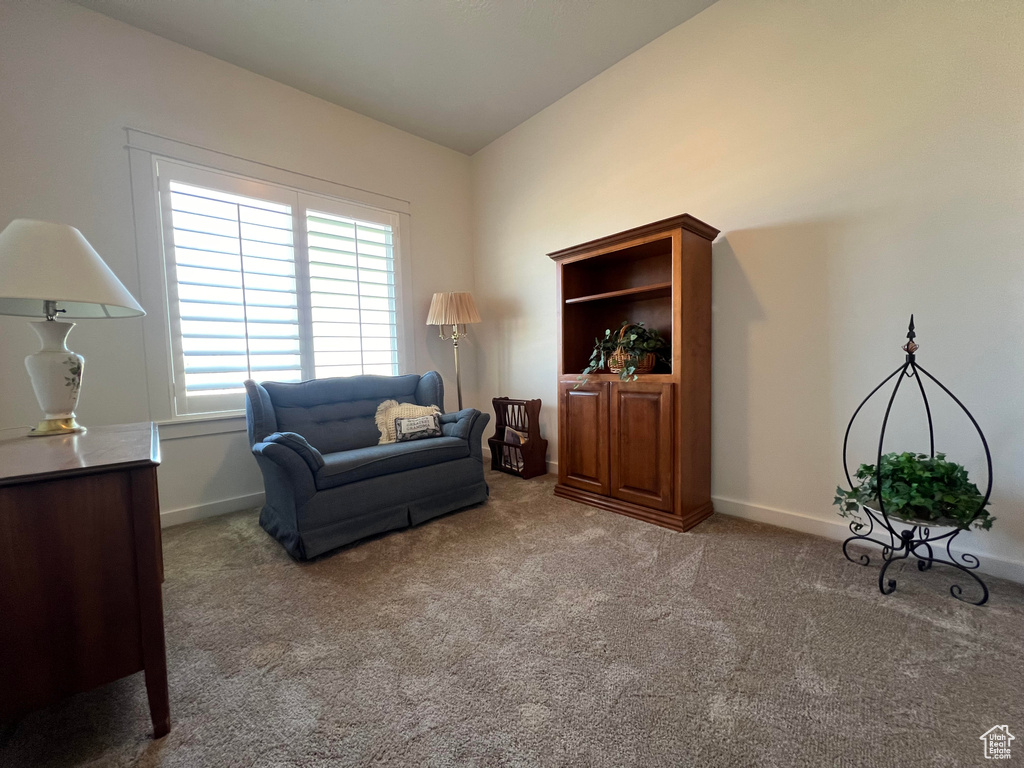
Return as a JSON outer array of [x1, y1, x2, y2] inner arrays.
[[834, 451, 993, 531], [576, 320, 671, 387]]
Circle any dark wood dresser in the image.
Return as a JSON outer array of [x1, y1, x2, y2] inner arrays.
[[0, 422, 170, 738]]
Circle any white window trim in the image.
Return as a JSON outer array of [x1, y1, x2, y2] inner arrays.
[[126, 129, 415, 434]]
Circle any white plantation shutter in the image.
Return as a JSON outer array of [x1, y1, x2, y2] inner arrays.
[[157, 161, 405, 417], [306, 208, 399, 378]]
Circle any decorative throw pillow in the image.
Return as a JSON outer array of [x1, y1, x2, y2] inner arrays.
[[375, 399, 441, 444], [264, 431, 325, 473], [395, 414, 443, 442]]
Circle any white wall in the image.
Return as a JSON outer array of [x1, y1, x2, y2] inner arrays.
[[471, 0, 1024, 579], [0, 0, 475, 522]]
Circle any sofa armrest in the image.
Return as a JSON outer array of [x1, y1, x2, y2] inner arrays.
[[264, 431, 325, 474], [439, 408, 476, 439], [252, 440, 317, 505], [440, 408, 490, 462]]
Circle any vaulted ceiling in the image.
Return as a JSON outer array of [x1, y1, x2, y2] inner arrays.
[[72, 0, 718, 154]]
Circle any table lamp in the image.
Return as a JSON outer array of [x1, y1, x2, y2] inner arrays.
[[426, 291, 481, 410], [0, 219, 146, 435]]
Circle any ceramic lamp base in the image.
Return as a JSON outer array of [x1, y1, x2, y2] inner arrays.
[[29, 417, 85, 436], [24, 319, 85, 437]]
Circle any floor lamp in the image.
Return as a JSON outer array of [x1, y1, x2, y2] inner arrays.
[[426, 291, 481, 410]]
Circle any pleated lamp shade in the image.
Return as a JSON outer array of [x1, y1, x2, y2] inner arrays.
[[426, 291, 481, 326]]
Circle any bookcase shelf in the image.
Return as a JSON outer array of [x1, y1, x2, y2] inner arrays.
[[563, 282, 672, 305]]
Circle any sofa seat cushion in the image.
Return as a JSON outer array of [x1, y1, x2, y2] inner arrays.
[[315, 436, 470, 490]]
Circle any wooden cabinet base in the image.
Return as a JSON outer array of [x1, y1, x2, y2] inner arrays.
[[0, 423, 169, 739], [555, 483, 714, 532]]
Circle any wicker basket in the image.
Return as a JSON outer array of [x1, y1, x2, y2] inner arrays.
[[608, 325, 657, 375]]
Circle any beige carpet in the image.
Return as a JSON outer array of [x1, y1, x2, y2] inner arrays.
[[3, 470, 1023, 767]]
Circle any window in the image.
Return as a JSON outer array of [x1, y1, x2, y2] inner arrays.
[[155, 160, 404, 417]]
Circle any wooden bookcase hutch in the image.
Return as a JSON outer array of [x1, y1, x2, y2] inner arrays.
[[549, 214, 719, 531]]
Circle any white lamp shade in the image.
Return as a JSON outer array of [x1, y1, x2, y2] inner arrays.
[[0, 219, 145, 318], [426, 291, 481, 326]]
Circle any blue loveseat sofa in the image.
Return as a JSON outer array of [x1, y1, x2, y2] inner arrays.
[[244, 372, 489, 559]]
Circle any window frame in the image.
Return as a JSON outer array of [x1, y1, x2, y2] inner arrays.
[[127, 129, 413, 432]]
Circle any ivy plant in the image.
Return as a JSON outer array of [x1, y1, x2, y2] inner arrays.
[[834, 451, 993, 531], [577, 320, 670, 386]]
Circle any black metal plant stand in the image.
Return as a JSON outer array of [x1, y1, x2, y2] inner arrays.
[[841, 317, 993, 606]]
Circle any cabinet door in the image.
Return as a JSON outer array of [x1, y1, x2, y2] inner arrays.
[[609, 382, 674, 512], [558, 381, 609, 494]]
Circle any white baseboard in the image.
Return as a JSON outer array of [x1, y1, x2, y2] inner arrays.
[[713, 495, 1024, 585], [160, 491, 264, 528]]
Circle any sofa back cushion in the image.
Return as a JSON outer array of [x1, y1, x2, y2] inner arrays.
[[261, 374, 432, 453]]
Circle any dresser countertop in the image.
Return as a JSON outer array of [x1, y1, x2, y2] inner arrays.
[[0, 422, 160, 486]]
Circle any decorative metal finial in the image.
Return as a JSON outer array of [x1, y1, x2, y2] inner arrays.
[[902, 314, 918, 357]]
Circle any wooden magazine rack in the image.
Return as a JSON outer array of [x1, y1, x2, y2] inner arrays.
[[488, 398, 548, 479]]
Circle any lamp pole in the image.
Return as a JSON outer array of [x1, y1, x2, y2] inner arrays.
[[452, 324, 464, 411], [438, 323, 465, 410]]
